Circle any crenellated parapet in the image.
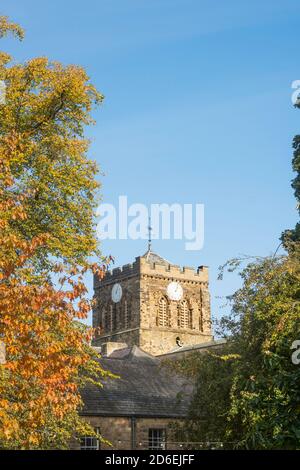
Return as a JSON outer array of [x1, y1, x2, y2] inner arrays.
[[93, 249, 212, 355], [139, 256, 209, 283], [94, 259, 140, 289], [94, 254, 209, 289]]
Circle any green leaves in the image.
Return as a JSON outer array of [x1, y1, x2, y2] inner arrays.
[[0, 15, 111, 449], [173, 252, 300, 449]]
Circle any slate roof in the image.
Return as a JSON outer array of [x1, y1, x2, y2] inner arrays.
[[141, 250, 171, 267], [80, 346, 192, 418]]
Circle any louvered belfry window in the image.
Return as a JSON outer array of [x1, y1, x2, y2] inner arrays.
[[178, 300, 192, 329], [158, 297, 169, 327]]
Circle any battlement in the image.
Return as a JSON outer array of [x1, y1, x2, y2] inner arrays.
[[94, 259, 140, 288], [140, 256, 208, 281], [94, 253, 209, 289]]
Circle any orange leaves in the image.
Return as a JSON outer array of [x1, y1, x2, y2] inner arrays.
[[91, 257, 114, 280], [0, 246, 111, 448], [0, 15, 113, 449], [78, 299, 91, 316]]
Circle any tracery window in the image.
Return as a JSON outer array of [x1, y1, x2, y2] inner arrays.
[[178, 299, 192, 329], [157, 296, 170, 327]]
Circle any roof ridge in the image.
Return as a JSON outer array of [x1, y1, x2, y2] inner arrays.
[[128, 345, 158, 363], [141, 249, 171, 267]]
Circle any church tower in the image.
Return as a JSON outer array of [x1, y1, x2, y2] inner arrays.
[[93, 250, 212, 356]]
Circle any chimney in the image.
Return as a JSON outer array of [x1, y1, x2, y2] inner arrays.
[[101, 342, 128, 357]]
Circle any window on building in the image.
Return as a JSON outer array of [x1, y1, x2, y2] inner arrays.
[[112, 303, 118, 331], [199, 291, 203, 332], [148, 428, 166, 450], [199, 315, 203, 331], [109, 304, 113, 332], [80, 428, 100, 450], [101, 306, 107, 332], [199, 305, 203, 332], [178, 300, 192, 329], [124, 300, 129, 329], [158, 297, 169, 327]]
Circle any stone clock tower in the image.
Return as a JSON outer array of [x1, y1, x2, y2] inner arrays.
[[93, 250, 212, 356]]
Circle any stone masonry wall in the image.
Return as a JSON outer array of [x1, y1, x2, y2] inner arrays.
[[70, 416, 180, 450], [93, 260, 141, 348], [93, 256, 212, 356], [139, 258, 212, 355]]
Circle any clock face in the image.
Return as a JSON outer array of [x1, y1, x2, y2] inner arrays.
[[166, 281, 183, 301], [111, 283, 122, 303]]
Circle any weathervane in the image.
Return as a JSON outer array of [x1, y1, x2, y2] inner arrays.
[[148, 216, 152, 252]]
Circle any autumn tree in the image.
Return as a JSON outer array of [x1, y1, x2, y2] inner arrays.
[[0, 16, 113, 449]]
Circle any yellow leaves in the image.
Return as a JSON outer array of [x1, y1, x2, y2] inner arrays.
[[0, 411, 19, 441], [0, 399, 9, 409], [0, 15, 113, 450], [219, 354, 241, 362], [0, 16, 24, 40], [0, 54, 102, 264], [3, 427, 14, 440], [28, 434, 39, 445], [0, 51, 12, 66]]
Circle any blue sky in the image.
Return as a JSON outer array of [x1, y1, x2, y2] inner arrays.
[[2, 0, 299, 328]]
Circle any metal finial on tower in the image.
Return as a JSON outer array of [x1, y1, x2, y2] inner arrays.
[[148, 216, 152, 252]]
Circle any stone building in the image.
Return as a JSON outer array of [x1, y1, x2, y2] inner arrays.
[[76, 249, 223, 450], [93, 249, 212, 356], [79, 345, 192, 450], [76, 339, 225, 450]]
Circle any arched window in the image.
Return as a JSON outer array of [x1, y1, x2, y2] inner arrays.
[[157, 297, 170, 327], [102, 303, 111, 332], [178, 300, 192, 329], [122, 298, 132, 330], [108, 304, 118, 332]]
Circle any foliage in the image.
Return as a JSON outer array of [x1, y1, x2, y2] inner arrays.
[[227, 252, 300, 448], [0, 29, 104, 270], [171, 98, 300, 449], [281, 87, 300, 247], [0, 17, 113, 449], [0, 16, 24, 40], [168, 349, 236, 449], [172, 251, 300, 449]]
